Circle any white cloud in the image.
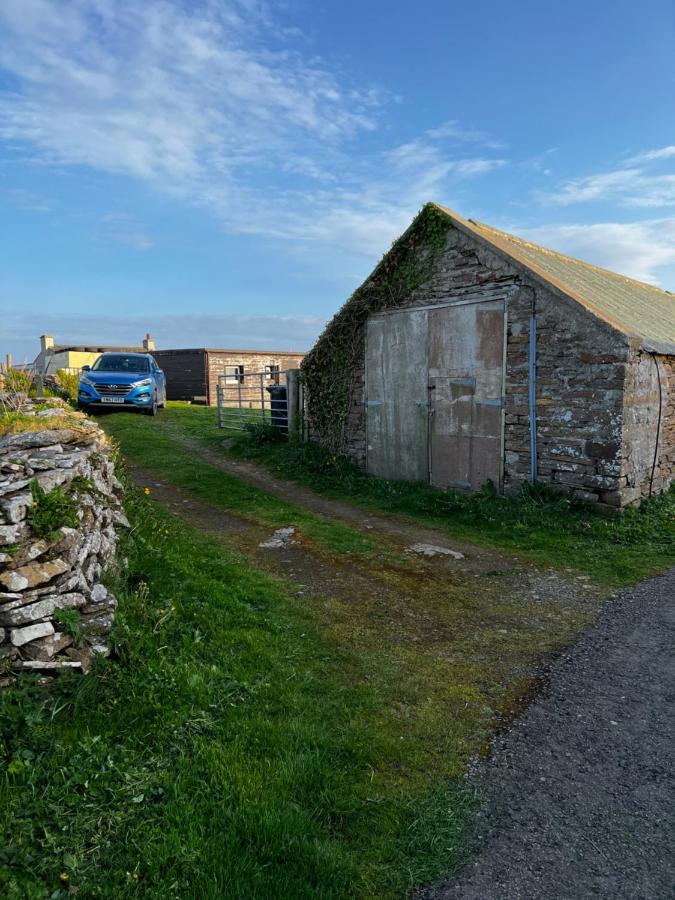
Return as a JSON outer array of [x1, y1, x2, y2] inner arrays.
[[519, 218, 675, 285], [0, 0, 506, 256]]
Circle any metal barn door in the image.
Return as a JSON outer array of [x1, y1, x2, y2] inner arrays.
[[428, 301, 505, 491], [366, 310, 429, 481]]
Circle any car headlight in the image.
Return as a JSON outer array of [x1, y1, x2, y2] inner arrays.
[[80, 377, 95, 387], [132, 378, 153, 387]]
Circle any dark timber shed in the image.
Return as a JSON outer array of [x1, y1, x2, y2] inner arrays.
[[302, 203, 675, 511]]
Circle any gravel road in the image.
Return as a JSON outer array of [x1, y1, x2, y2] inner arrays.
[[420, 568, 675, 900]]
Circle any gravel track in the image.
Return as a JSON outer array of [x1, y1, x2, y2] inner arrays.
[[420, 568, 675, 900]]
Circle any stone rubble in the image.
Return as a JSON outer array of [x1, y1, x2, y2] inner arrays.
[[405, 542, 465, 560], [0, 395, 126, 676], [259, 526, 296, 549]]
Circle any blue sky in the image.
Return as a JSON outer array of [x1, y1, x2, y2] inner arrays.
[[1, 0, 675, 363]]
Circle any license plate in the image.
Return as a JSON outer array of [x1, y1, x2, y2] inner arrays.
[[100, 396, 125, 404]]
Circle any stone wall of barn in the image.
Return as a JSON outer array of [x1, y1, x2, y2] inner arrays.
[[620, 351, 675, 504], [335, 221, 655, 509], [0, 399, 125, 674], [502, 282, 628, 506]]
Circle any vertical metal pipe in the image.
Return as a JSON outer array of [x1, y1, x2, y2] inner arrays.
[[237, 372, 243, 429], [528, 313, 538, 482]]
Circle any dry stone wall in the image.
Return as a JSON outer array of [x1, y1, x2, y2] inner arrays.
[[0, 398, 125, 675]]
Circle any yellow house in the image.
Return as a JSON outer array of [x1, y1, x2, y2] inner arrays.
[[33, 334, 155, 375]]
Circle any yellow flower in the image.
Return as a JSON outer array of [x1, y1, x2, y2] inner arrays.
[[144, 487, 150, 496], [59, 872, 69, 882]]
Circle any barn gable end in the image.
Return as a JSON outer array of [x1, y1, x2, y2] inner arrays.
[[302, 203, 675, 509]]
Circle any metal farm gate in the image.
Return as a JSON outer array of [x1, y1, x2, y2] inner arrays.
[[216, 369, 300, 433]]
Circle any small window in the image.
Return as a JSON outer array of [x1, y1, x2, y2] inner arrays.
[[265, 364, 280, 383], [225, 365, 245, 384]]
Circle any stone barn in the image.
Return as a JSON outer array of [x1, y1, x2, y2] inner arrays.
[[302, 203, 675, 511]]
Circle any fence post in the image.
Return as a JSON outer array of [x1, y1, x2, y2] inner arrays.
[[286, 369, 300, 437]]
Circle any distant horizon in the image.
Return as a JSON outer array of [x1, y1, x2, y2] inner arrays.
[[2, 0, 674, 362]]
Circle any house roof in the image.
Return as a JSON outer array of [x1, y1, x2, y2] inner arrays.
[[51, 344, 145, 353], [433, 204, 675, 355]]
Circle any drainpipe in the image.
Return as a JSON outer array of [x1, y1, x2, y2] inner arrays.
[[528, 305, 538, 482]]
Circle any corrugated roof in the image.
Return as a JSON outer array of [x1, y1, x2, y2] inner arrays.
[[433, 204, 675, 354]]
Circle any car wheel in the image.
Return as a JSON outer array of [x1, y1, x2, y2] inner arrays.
[[146, 392, 158, 416]]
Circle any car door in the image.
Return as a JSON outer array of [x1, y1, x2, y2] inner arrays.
[[151, 358, 166, 403]]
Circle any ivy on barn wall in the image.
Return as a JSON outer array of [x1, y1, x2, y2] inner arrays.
[[301, 203, 452, 452]]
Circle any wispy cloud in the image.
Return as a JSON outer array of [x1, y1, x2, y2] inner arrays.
[[539, 145, 675, 208], [99, 213, 155, 251], [626, 145, 675, 165], [425, 120, 506, 150], [0, 0, 506, 256], [520, 218, 675, 284]]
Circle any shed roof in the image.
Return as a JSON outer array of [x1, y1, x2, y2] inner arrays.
[[434, 204, 675, 355], [154, 348, 305, 356]]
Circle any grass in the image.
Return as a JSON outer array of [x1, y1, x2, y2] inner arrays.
[[1, 485, 477, 899], [100, 407, 381, 559]]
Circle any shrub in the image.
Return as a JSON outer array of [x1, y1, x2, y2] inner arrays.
[[2, 367, 34, 397], [55, 369, 80, 403]]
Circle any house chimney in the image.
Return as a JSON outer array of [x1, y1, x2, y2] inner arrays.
[[40, 335, 54, 352], [143, 333, 155, 352]]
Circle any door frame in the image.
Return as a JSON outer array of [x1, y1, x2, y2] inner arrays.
[[365, 297, 508, 492]]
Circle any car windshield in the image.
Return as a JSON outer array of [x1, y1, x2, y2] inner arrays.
[[91, 355, 150, 373]]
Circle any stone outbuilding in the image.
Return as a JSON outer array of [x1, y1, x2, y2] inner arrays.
[[302, 203, 675, 511]]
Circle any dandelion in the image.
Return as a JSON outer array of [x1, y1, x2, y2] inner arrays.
[[144, 487, 150, 496], [59, 872, 69, 882]]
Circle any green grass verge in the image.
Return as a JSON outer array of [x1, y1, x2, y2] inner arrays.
[[99, 408, 379, 559], [1, 488, 473, 899]]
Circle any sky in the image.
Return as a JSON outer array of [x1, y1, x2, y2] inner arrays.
[[1, 0, 675, 364]]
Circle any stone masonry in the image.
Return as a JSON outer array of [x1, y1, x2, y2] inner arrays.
[[0, 397, 126, 675]]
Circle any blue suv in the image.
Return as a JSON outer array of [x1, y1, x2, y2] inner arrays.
[[78, 352, 167, 416]]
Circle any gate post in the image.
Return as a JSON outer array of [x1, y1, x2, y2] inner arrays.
[[286, 369, 300, 436]]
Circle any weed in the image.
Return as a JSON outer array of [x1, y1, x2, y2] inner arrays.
[[242, 420, 286, 445], [53, 607, 83, 643], [27, 478, 79, 541]]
